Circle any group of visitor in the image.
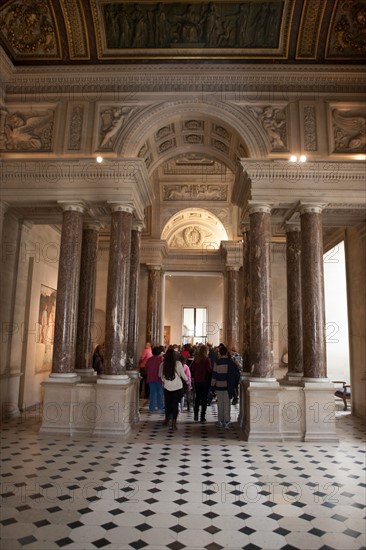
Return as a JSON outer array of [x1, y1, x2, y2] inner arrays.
[[92, 340, 242, 430], [139, 341, 241, 430]]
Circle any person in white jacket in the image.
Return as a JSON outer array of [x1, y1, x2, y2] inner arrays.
[[159, 348, 188, 430]]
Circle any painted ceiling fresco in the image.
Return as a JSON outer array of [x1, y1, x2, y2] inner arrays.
[[0, 0, 365, 63]]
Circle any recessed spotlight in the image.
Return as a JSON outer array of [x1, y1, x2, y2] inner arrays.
[[289, 155, 297, 162], [299, 155, 307, 162], [96, 156, 103, 163]]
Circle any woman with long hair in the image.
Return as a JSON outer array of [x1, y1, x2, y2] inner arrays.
[[159, 347, 188, 430], [191, 344, 212, 422]]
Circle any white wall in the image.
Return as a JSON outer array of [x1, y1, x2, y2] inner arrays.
[[164, 274, 224, 346], [324, 241, 350, 383], [22, 225, 60, 409]]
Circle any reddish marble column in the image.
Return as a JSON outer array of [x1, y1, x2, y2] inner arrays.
[[104, 204, 133, 375], [249, 205, 273, 378], [300, 205, 327, 378], [75, 221, 101, 372], [226, 267, 240, 351], [52, 204, 84, 374], [286, 226, 303, 376], [127, 221, 143, 369], [242, 228, 251, 373], [146, 266, 162, 346]]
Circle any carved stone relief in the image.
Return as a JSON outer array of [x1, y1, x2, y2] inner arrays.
[[169, 226, 213, 248], [155, 124, 174, 140], [158, 138, 176, 153], [0, 109, 54, 152], [98, 106, 136, 150], [184, 120, 204, 130], [211, 138, 229, 153], [163, 184, 227, 201], [244, 105, 288, 151], [184, 134, 203, 144], [213, 125, 231, 141], [332, 108, 366, 153], [68, 105, 84, 151]]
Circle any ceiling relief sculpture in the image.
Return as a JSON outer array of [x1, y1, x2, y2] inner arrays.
[[0, 0, 364, 63], [161, 208, 228, 250], [327, 0, 366, 59], [98, 1, 285, 52], [0, 0, 60, 59]]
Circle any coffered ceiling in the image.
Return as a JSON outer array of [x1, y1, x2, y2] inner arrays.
[[0, 0, 365, 64]]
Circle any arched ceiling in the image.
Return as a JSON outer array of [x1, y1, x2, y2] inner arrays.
[[161, 208, 228, 249], [0, 0, 364, 65]]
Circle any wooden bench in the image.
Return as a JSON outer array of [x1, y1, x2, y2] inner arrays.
[[333, 380, 351, 411]]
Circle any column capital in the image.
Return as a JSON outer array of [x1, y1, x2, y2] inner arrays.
[[248, 202, 272, 215], [146, 264, 162, 271], [285, 223, 301, 233], [227, 266, 240, 272], [57, 201, 86, 213], [83, 220, 103, 231], [132, 220, 145, 232], [240, 221, 250, 234], [299, 202, 327, 215], [107, 202, 134, 214], [0, 201, 9, 216]]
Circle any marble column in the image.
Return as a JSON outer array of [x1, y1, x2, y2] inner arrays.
[[75, 221, 101, 375], [104, 204, 133, 375], [52, 203, 84, 375], [146, 266, 162, 346], [300, 205, 327, 378], [249, 205, 273, 378], [0, 201, 8, 249], [226, 267, 240, 351], [285, 226, 303, 378], [242, 228, 251, 373], [127, 221, 143, 370]]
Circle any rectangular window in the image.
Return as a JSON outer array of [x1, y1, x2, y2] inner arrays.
[[182, 307, 207, 344]]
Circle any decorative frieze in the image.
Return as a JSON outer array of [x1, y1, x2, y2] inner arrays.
[[331, 107, 366, 153], [0, 108, 54, 152], [67, 105, 84, 151], [303, 104, 318, 151], [244, 105, 288, 151], [163, 184, 227, 201]]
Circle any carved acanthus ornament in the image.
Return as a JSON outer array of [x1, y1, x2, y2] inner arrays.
[[68, 105, 84, 151], [303, 105, 317, 151]]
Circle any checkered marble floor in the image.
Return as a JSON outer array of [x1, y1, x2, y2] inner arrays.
[[1, 401, 365, 550]]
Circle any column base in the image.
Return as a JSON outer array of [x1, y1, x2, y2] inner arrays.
[[93, 378, 135, 437], [127, 370, 140, 423]]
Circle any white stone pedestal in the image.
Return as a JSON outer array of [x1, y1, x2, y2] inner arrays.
[[40, 373, 81, 434], [303, 378, 338, 442], [128, 370, 140, 423], [244, 378, 282, 441], [93, 375, 134, 437]]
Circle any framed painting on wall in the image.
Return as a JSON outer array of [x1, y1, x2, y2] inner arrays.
[[35, 284, 57, 373]]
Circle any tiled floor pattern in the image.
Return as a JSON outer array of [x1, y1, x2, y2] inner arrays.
[[0, 401, 365, 550]]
